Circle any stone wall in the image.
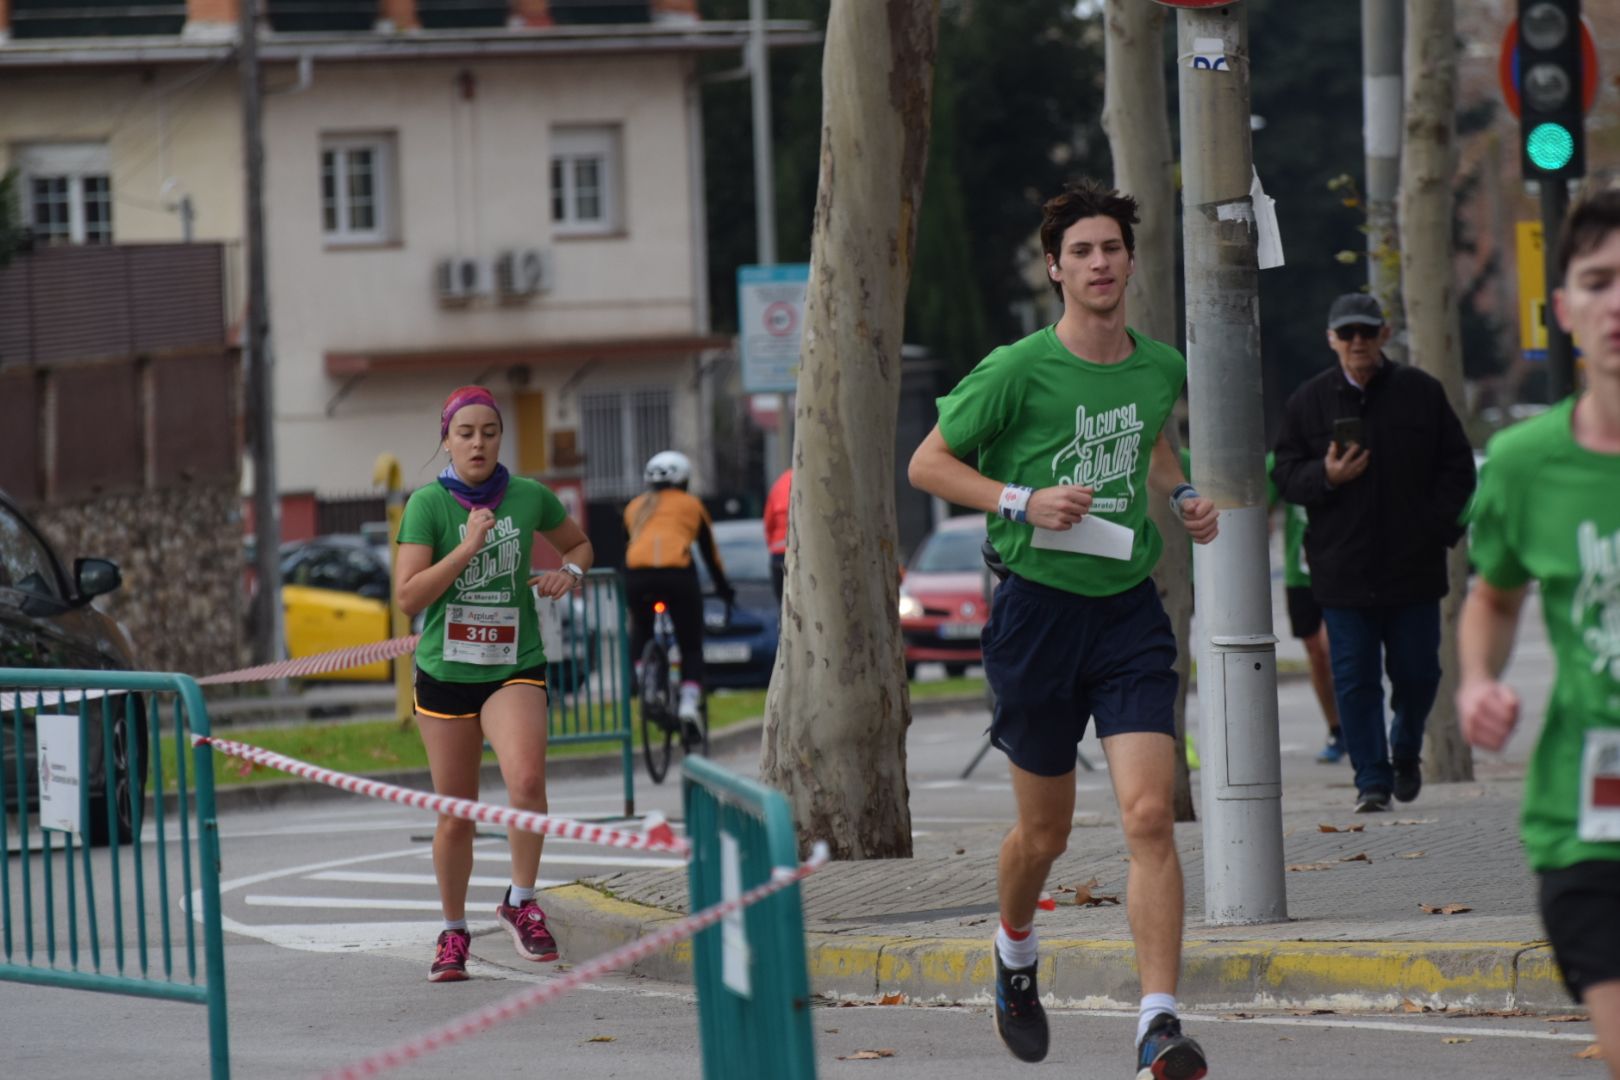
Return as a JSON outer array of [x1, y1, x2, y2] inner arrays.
[[33, 483, 248, 679]]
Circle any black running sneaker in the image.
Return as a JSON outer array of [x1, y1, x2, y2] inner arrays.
[[1393, 758, 1423, 803], [1135, 1013, 1208, 1080], [1354, 789, 1391, 814], [992, 951, 1048, 1062]]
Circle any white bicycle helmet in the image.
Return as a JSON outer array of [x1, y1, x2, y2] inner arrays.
[[643, 450, 692, 486]]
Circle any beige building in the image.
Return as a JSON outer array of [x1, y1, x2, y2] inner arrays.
[[0, 0, 811, 550]]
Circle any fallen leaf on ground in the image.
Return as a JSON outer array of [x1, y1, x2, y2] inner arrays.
[[587, 1036, 615, 1044], [1401, 999, 1426, 1013], [1222, 1012, 1255, 1020], [1388, 818, 1436, 826], [1318, 823, 1366, 833], [1397, 851, 1427, 859], [1287, 862, 1338, 872], [1545, 1014, 1586, 1023], [824, 1029, 840, 1034], [1289, 1008, 1336, 1016], [878, 992, 906, 1006], [1420, 903, 1473, 915], [954, 848, 966, 855], [838, 1049, 898, 1061], [1073, 879, 1120, 906], [1576, 1044, 1604, 1060], [1341, 852, 1371, 863], [1442, 1037, 1472, 1045]]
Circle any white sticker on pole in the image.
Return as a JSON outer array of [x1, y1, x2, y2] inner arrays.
[[1190, 37, 1228, 71], [737, 264, 810, 394], [719, 830, 752, 998], [37, 714, 83, 838]]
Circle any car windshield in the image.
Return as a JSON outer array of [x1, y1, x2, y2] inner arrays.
[[910, 524, 985, 573], [694, 525, 772, 586]]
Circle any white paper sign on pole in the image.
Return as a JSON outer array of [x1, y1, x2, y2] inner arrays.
[[37, 713, 83, 839], [737, 264, 810, 394], [719, 829, 752, 998]]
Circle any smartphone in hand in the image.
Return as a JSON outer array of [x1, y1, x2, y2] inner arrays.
[[1333, 416, 1365, 451]]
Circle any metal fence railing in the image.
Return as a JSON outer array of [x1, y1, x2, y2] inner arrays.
[[538, 569, 637, 815], [0, 669, 228, 1079], [683, 755, 816, 1080]]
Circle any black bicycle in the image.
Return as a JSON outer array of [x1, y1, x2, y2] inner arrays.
[[637, 598, 710, 784]]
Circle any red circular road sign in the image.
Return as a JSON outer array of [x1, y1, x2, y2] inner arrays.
[[1499, 18, 1599, 120]]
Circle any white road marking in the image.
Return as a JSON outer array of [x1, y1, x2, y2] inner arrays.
[[306, 870, 512, 887], [244, 888, 568, 910], [470, 851, 688, 869]]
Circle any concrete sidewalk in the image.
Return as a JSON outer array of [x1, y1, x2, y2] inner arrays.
[[543, 751, 1564, 1016]]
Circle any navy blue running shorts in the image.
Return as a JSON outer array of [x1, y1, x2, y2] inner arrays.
[[1539, 860, 1620, 1000], [982, 574, 1178, 777]]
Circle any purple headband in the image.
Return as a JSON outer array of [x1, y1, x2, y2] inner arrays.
[[439, 385, 501, 440]]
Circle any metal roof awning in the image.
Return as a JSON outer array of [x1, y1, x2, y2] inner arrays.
[[324, 333, 733, 377]]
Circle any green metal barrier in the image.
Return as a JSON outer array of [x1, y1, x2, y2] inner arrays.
[[0, 669, 228, 1080], [539, 568, 637, 816], [683, 755, 816, 1080]]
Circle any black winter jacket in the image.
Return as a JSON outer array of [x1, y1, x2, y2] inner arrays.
[[1272, 357, 1476, 608]]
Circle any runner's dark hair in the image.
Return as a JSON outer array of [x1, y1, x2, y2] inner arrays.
[[1040, 179, 1140, 302], [1558, 182, 1620, 277]]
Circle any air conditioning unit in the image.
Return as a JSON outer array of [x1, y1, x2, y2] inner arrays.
[[435, 257, 488, 305], [495, 248, 553, 300]]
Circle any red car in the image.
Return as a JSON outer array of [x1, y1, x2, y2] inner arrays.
[[899, 514, 989, 679]]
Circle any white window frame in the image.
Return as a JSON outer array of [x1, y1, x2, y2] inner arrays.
[[550, 125, 622, 237], [320, 133, 397, 246], [15, 142, 113, 245]]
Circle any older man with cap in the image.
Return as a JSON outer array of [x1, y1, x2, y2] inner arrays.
[[1272, 293, 1477, 813]]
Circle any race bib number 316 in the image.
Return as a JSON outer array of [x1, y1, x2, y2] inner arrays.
[[444, 604, 519, 665]]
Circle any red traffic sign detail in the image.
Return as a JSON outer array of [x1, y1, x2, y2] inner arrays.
[[1499, 18, 1599, 119]]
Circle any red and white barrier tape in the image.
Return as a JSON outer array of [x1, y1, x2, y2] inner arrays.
[[196, 735, 688, 856], [321, 841, 831, 1080], [196, 635, 421, 686]]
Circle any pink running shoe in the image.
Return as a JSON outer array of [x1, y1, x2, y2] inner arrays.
[[496, 895, 560, 962], [429, 928, 471, 983]]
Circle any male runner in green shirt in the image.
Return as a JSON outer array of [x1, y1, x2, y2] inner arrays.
[[1458, 183, 1620, 1076], [910, 179, 1217, 1080]]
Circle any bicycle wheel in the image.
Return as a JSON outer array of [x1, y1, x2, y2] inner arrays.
[[640, 641, 674, 784]]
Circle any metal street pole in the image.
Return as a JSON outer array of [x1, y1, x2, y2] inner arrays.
[[1543, 180, 1575, 399], [1177, 5, 1287, 925], [240, 0, 284, 666], [1361, 0, 1405, 356], [749, 0, 792, 482]]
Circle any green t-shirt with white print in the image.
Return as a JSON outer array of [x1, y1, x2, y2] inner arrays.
[[1468, 398, 1620, 872], [936, 325, 1185, 598]]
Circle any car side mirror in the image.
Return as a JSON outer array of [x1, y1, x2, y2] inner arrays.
[[75, 558, 122, 601]]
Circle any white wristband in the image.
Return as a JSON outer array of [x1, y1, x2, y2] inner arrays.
[[998, 484, 1034, 524]]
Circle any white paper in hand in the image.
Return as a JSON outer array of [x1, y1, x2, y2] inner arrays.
[[1030, 515, 1134, 561]]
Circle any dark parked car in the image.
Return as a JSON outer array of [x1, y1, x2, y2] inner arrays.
[[0, 488, 145, 845], [694, 519, 780, 689]]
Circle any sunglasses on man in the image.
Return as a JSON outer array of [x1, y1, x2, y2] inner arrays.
[[1333, 324, 1383, 342]]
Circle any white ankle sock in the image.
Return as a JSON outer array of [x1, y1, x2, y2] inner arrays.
[[443, 918, 468, 933], [995, 923, 1038, 969], [1136, 993, 1177, 1046], [508, 884, 535, 906]]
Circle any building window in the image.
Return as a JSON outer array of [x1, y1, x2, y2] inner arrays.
[[581, 387, 673, 500], [16, 142, 113, 245], [321, 134, 396, 245], [550, 126, 622, 236]]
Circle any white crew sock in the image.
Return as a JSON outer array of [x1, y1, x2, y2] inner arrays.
[[995, 922, 1039, 970], [1136, 992, 1178, 1046], [443, 918, 468, 933], [508, 884, 535, 906]]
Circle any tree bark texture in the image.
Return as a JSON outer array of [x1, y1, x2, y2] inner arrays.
[[1398, 0, 1473, 783], [759, 0, 940, 859], [1103, 0, 1195, 822]]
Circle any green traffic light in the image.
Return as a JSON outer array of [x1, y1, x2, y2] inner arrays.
[[1527, 122, 1575, 171]]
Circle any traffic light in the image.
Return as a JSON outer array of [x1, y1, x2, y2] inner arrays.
[[1517, 0, 1585, 180]]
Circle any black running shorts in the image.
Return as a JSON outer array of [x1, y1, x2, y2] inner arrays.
[[1539, 859, 1620, 1000], [414, 665, 548, 720]]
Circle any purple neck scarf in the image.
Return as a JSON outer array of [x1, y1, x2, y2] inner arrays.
[[438, 463, 510, 511]]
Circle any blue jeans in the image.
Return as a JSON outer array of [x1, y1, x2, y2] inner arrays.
[[1321, 602, 1442, 797]]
